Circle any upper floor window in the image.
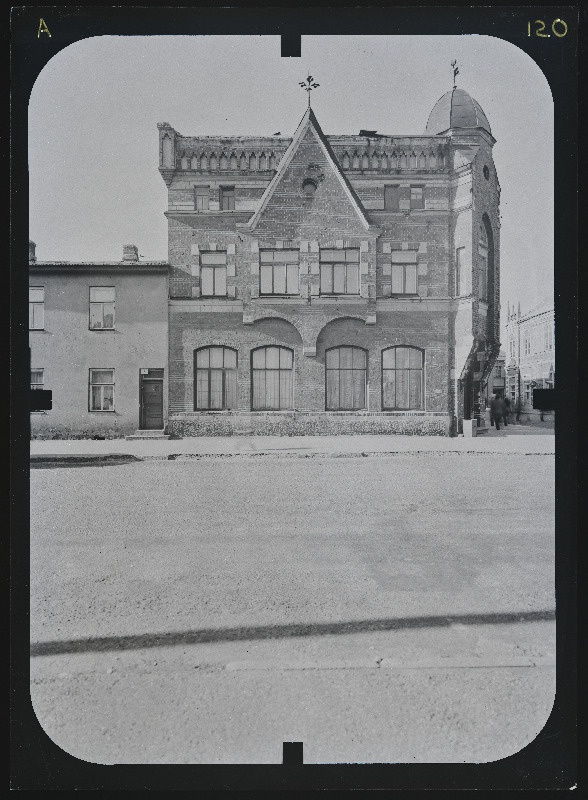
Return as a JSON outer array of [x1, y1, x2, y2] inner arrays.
[[509, 338, 516, 359], [320, 248, 360, 295], [455, 247, 466, 296], [325, 346, 367, 411], [29, 287, 44, 330], [260, 250, 299, 295], [89, 369, 114, 411], [544, 324, 554, 351], [410, 186, 424, 209], [30, 368, 44, 390], [200, 251, 227, 297], [384, 185, 399, 211], [195, 186, 209, 211], [89, 287, 115, 329], [251, 346, 293, 410], [220, 186, 235, 210], [391, 254, 418, 295], [478, 224, 488, 301], [382, 346, 424, 410], [194, 346, 237, 410], [523, 333, 531, 356]]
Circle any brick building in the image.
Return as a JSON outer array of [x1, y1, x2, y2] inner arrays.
[[29, 242, 169, 438], [160, 87, 501, 436], [505, 299, 555, 417]]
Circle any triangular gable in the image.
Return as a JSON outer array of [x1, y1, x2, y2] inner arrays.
[[241, 108, 371, 232]]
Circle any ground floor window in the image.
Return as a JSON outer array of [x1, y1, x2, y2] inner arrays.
[[89, 369, 114, 411], [382, 347, 423, 410], [251, 346, 293, 410], [325, 346, 367, 410], [194, 347, 237, 410]]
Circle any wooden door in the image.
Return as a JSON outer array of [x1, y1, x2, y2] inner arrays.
[[140, 380, 163, 429]]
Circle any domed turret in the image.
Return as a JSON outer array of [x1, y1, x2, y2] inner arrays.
[[425, 88, 491, 136]]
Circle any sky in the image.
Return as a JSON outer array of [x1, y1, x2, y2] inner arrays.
[[28, 34, 554, 337]]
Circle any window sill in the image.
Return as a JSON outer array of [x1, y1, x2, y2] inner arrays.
[[89, 328, 116, 332], [199, 296, 230, 301], [88, 410, 116, 414], [29, 328, 45, 332]]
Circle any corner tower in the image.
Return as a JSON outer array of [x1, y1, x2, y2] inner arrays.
[[426, 87, 501, 427]]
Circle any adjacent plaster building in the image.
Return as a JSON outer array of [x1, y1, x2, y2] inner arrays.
[[29, 242, 169, 438], [160, 87, 501, 436], [505, 299, 555, 415]]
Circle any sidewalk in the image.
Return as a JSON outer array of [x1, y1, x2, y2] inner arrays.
[[29, 425, 555, 463]]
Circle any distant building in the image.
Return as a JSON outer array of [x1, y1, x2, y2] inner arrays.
[[29, 242, 169, 438], [505, 299, 555, 416]]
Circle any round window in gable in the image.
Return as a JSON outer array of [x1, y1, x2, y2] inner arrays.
[[483, 165, 490, 180], [302, 177, 318, 196]]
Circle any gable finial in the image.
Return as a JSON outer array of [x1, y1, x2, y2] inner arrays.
[[451, 60, 459, 89], [299, 75, 320, 108]]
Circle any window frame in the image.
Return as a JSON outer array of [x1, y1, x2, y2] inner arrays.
[[30, 368, 44, 390], [319, 248, 361, 296], [409, 185, 425, 210], [194, 185, 210, 211], [384, 184, 400, 211], [325, 346, 368, 411], [29, 286, 45, 330], [381, 346, 425, 411], [250, 346, 294, 411], [259, 250, 300, 296], [219, 185, 235, 211], [89, 286, 116, 330], [199, 251, 228, 298], [390, 262, 418, 295], [89, 369, 115, 412], [193, 346, 238, 411]]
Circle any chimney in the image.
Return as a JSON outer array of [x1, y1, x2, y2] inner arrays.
[[122, 244, 139, 262], [29, 240, 36, 263]]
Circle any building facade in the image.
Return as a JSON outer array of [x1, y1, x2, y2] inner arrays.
[[505, 299, 555, 416], [160, 88, 500, 436], [29, 243, 169, 438]]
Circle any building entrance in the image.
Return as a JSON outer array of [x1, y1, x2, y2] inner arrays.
[[140, 369, 164, 429]]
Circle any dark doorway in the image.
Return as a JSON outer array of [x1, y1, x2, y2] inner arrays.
[[140, 369, 164, 429]]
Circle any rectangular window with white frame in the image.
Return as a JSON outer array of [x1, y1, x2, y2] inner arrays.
[[391, 251, 418, 295], [29, 287, 44, 329], [200, 251, 227, 297], [194, 185, 209, 211], [30, 369, 44, 390], [219, 186, 235, 210], [260, 250, 300, 295], [89, 369, 115, 411], [523, 333, 531, 356], [89, 287, 115, 329], [544, 323, 553, 351], [319, 248, 360, 295], [410, 185, 424, 209]]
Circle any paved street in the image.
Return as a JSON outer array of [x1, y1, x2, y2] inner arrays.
[[30, 440, 555, 764]]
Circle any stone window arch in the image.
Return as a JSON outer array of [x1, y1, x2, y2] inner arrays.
[[194, 346, 238, 410]]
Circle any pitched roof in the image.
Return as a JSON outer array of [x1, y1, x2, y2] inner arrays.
[[240, 107, 371, 232]]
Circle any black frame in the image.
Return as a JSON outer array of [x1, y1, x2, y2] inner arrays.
[[381, 346, 424, 411], [325, 345, 368, 411], [199, 252, 228, 298], [193, 346, 238, 410]]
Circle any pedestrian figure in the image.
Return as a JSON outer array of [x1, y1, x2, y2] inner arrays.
[[503, 394, 511, 427], [490, 393, 504, 431], [515, 396, 522, 422]]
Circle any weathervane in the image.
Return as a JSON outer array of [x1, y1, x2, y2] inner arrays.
[[299, 75, 320, 108], [451, 60, 459, 89]]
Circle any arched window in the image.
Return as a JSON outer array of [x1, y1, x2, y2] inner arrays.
[[428, 151, 437, 168], [361, 153, 369, 169], [209, 153, 218, 170], [240, 152, 247, 170], [478, 223, 488, 301], [191, 155, 199, 170], [194, 347, 237, 410], [162, 134, 173, 168], [371, 153, 379, 169], [380, 153, 388, 170], [200, 154, 208, 171], [251, 346, 293, 410], [410, 152, 417, 169], [230, 152, 238, 169], [342, 152, 350, 169], [400, 153, 407, 169], [249, 153, 257, 170], [219, 152, 228, 170], [181, 154, 188, 170], [382, 347, 423, 410], [326, 346, 367, 410], [258, 153, 267, 170], [268, 153, 276, 170]]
